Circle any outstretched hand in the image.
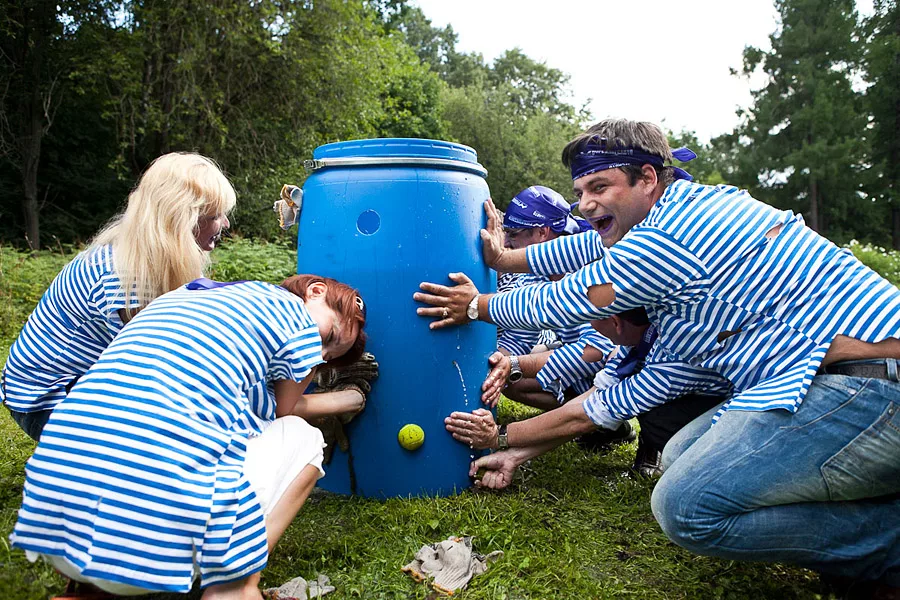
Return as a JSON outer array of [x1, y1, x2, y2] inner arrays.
[[445, 408, 497, 449], [480, 200, 508, 271], [481, 351, 510, 407], [413, 272, 479, 330], [469, 451, 522, 490]]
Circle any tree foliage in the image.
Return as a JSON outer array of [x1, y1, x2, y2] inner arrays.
[[733, 0, 872, 241], [0, 0, 451, 245], [864, 0, 900, 247], [5, 0, 900, 249]]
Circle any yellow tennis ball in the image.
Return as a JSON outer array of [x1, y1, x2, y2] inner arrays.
[[398, 424, 425, 451]]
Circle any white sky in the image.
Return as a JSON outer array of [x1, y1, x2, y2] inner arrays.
[[413, 0, 873, 142]]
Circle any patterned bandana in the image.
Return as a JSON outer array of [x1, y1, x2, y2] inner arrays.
[[503, 185, 591, 234], [570, 139, 697, 182]]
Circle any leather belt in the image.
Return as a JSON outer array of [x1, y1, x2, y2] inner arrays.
[[822, 359, 900, 382]]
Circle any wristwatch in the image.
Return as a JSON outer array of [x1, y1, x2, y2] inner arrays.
[[466, 294, 480, 320], [507, 355, 524, 383], [497, 423, 509, 450]]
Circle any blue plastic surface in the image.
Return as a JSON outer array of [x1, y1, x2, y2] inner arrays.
[[298, 138, 496, 498]]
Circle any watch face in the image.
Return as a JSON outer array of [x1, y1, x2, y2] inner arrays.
[[508, 371, 524, 383]]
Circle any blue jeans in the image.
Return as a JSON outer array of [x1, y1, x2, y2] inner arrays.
[[651, 373, 900, 585], [6, 405, 52, 441]]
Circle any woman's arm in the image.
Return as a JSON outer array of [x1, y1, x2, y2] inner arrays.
[[274, 376, 365, 419]]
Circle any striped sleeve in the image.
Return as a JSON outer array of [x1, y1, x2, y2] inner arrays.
[[526, 231, 604, 276], [88, 270, 129, 330], [268, 325, 324, 383], [535, 342, 605, 402], [489, 228, 709, 331], [535, 326, 613, 402], [497, 328, 541, 356], [496, 272, 549, 355], [583, 360, 732, 427]]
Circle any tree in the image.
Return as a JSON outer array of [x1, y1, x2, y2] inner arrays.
[[371, 1, 586, 209], [864, 0, 900, 248], [732, 0, 871, 242], [441, 82, 581, 209], [0, 0, 584, 244], [488, 49, 578, 122], [1, 0, 68, 249], [371, 0, 456, 72]]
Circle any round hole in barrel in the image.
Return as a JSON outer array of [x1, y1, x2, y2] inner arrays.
[[357, 210, 381, 235]]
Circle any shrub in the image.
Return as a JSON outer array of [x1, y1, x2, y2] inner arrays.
[[845, 239, 900, 286]]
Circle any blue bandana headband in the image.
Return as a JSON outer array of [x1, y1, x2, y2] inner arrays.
[[570, 140, 698, 182], [503, 185, 592, 235]]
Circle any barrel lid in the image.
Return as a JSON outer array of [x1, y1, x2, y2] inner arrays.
[[308, 138, 487, 177], [314, 138, 478, 162]]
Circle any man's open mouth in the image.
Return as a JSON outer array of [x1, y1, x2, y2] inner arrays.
[[592, 216, 614, 235]]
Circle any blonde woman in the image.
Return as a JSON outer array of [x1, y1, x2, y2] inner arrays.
[[1, 152, 235, 440]]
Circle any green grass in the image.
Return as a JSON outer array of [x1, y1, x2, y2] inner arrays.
[[0, 239, 846, 599]]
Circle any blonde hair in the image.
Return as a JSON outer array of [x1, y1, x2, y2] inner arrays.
[[91, 152, 236, 315]]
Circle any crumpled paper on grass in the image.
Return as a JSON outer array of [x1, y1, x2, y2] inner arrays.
[[263, 573, 335, 599], [402, 536, 503, 595]]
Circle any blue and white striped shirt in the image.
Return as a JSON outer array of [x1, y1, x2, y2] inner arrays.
[[497, 264, 613, 399], [584, 342, 732, 428], [496, 272, 548, 356], [526, 230, 604, 277], [11, 281, 324, 592], [536, 323, 612, 401], [2, 245, 130, 412], [490, 180, 900, 417]]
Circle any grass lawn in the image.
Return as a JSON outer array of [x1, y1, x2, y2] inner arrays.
[[0, 241, 838, 599]]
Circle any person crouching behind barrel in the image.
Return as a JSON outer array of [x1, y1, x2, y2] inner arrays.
[[10, 274, 368, 600]]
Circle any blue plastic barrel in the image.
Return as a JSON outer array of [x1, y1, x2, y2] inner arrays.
[[297, 138, 496, 498]]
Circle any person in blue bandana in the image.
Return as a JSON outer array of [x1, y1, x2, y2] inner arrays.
[[495, 186, 644, 462], [415, 118, 900, 596], [494, 187, 615, 407]]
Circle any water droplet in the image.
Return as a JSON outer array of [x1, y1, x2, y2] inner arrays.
[[452, 360, 469, 407]]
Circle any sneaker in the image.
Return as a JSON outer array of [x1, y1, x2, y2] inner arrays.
[[631, 436, 663, 478], [577, 420, 637, 452]]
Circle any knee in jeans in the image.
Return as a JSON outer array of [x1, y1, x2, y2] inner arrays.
[[660, 444, 680, 471], [651, 473, 729, 554]]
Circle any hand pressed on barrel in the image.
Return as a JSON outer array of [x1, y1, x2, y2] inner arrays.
[[481, 352, 510, 408], [445, 408, 498, 450], [480, 200, 508, 271], [414, 272, 479, 330]]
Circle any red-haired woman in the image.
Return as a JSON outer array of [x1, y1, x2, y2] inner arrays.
[[11, 274, 367, 600]]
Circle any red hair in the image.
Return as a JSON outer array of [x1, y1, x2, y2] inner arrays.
[[281, 274, 367, 367], [281, 275, 366, 367], [281, 275, 366, 368]]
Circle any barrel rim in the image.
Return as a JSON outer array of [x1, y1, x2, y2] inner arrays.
[[313, 138, 479, 161], [304, 156, 488, 178]]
